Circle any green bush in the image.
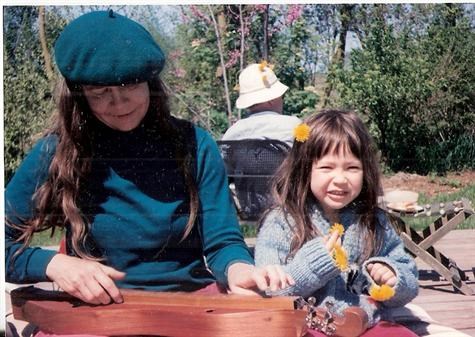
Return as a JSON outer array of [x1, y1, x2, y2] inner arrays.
[[283, 89, 319, 117], [335, 6, 475, 174]]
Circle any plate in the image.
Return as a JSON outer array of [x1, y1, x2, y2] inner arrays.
[[386, 202, 423, 213], [383, 190, 419, 204]]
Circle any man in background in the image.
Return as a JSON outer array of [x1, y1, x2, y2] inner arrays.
[[222, 62, 301, 147]]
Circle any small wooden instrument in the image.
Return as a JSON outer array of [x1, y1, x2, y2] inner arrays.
[[11, 286, 369, 337]]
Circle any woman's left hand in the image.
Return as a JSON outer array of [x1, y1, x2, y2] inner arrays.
[[226, 262, 295, 296]]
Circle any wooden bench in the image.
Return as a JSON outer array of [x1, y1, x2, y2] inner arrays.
[[386, 198, 474, 295]]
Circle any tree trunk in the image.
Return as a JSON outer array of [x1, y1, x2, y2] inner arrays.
[[445, 3, 458, 27], [322, 4, 354, 108], [262, 5, 270, 61], [239, 5, 245, 71], [337, 5, 352, 63], [208, 6, 233, 126], [38, 6, 54, 83], [237, 5, 245, 120]]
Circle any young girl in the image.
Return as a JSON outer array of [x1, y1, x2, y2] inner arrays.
[[5, 11, 293, 336], [255, 109, 419, 337]]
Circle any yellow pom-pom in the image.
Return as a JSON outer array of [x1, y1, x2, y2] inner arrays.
[[330, 223, 345, 236], [262, 75, 270, 88], [333, 244, 348, 271], [293, 123, 310, 142], [369, 284, 395, 302], [258, 60, 268, 72]]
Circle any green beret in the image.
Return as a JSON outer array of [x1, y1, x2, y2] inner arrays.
[[54, 10, 165, 85]]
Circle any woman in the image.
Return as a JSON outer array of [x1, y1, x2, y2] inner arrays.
[[5, 9, 292, 313]]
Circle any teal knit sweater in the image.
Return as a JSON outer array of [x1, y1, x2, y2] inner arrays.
[[5, 115, 253, 291], [254, 204, 418, 327]]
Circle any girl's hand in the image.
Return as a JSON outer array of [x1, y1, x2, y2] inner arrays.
[[323, 230, 342, 253], [226, 262, 295, 296], [366, 262, 397, 287], [46, 254, 126, 305]]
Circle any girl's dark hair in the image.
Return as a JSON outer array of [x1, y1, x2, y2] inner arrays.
[[269, 109, 382, 262], [10, 76, 199, 260]]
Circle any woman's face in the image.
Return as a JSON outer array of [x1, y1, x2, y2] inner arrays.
[[83, 82, 150, 131]]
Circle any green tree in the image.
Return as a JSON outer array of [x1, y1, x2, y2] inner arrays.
[[335, 4, 474, 174], [4, 7, 65, 182], [169, 5, 321, 135], [265, 5, 320, 117]]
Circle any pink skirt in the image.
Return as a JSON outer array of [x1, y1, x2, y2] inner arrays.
[[36, 322, 418, 337], [304, 320, 419, 337]]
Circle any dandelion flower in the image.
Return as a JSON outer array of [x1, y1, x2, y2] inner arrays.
[[294, 123, 310, 142], [369, 284, 395, 302], [330, 223, 345, 236], [333, 244, 348, 271]]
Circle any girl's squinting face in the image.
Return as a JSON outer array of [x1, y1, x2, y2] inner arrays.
[[83, 82, 150, 131], [310, 148, 363, 220]]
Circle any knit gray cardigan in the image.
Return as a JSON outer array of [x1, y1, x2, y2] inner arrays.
[[254, 203, 419, 327]]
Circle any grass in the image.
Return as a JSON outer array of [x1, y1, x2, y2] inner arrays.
[[27, 181, 475, 246], [240, 223, 259, 238], [404, 183, 475, 230], [31, 228, 63, 247]]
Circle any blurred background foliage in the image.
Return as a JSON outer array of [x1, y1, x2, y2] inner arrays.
[[3, 4, 475, 182]]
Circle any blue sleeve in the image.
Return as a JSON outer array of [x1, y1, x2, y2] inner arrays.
[[255, 209, 340, 298], [194, 127, 254, 285], [5, 136, 59, 283], [362, 212, 419, 307]]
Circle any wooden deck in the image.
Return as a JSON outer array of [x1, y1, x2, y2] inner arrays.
[[411, 229, 475, 336]]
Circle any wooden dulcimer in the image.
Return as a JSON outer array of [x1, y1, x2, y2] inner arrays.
[[11, 286, 307, 337], [11, 286, 369, 337]]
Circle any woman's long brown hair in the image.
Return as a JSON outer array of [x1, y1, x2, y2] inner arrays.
[[9, 76, 199, 260], [269, 109, 383, 262]]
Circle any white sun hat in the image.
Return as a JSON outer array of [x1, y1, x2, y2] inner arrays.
[[235, 63, 289, 109]]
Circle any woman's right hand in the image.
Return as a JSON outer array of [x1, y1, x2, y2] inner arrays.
[[45, 253, 126, 305]]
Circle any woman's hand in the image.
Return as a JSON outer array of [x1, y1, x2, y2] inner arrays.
[[226, 262, 295, 296], [46, 253, 126, 305], [366, 262, 397, 287]]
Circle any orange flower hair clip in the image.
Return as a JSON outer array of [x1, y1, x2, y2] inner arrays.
[[293, 123, 310, 142]]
